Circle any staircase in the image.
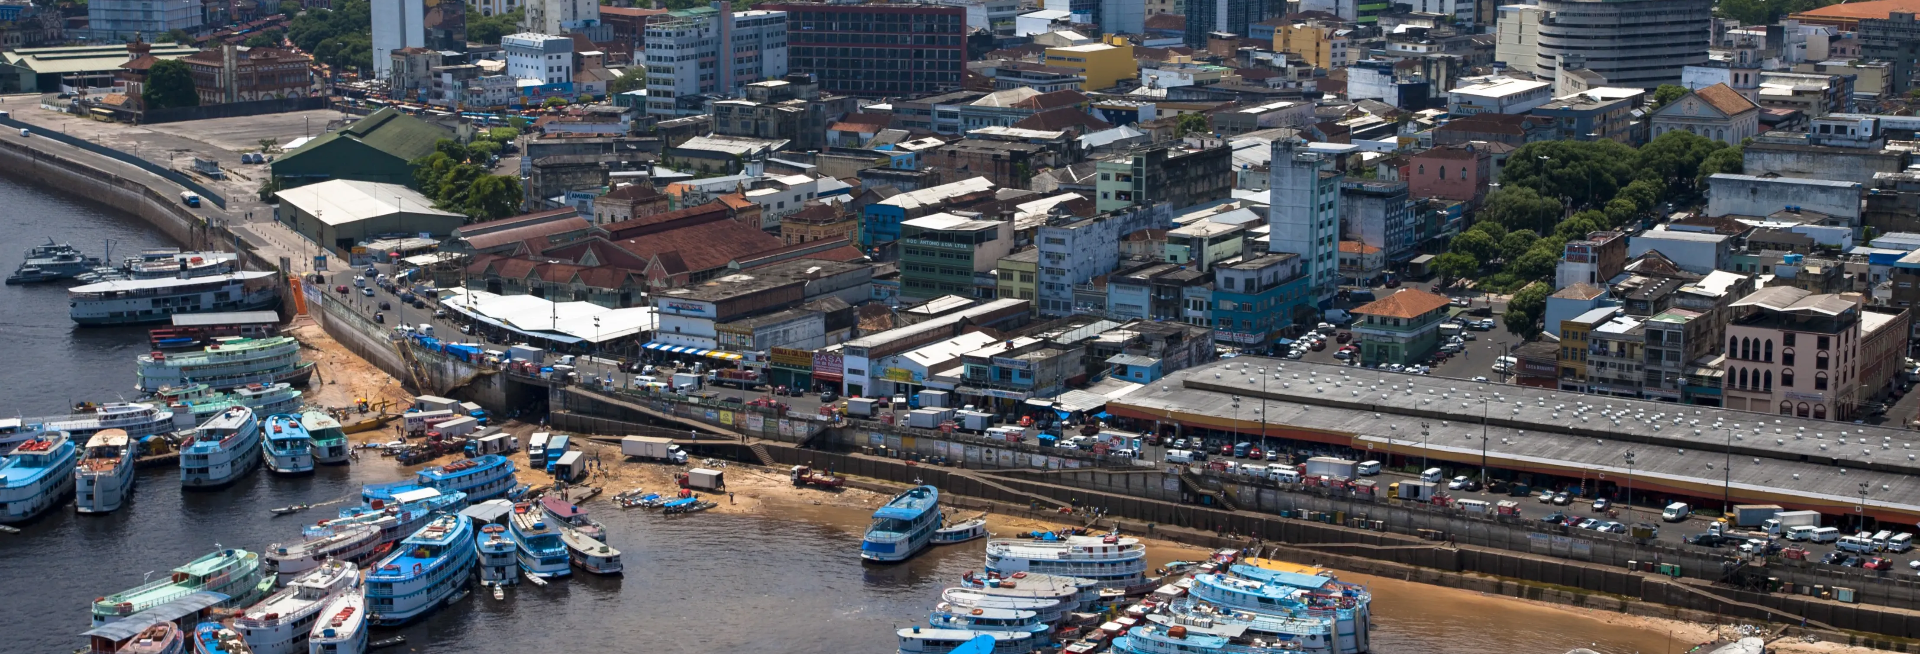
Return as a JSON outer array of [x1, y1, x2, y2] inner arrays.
[[1180, 470, 1242, 511], [955, 470, 1071, 510], [390, 337, 430, 394], [747, 442, 775, 467]]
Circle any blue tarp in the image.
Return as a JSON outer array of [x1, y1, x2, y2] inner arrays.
[[1094, 411, 1112, 419]]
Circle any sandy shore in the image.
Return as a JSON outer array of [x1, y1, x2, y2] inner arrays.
[[290, 322, 412, 415]]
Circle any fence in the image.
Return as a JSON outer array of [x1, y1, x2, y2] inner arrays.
[[0, 113, 227, 208], [141, 97, 329, 124]]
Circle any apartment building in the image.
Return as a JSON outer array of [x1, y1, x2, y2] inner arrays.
[[1035, 203, 1175, 317], [763, 2, 966, 98], [1722, 286, 1862, 421], [1270, 139, 1341, 305], [503, 32, 573, 86], [1212, 253, 1312, 350], [642, 7, 789, 117], [898, 213, 1015, 301]]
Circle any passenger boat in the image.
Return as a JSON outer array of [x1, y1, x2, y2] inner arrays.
[[121, 622, 186, 654], [1146, 609, 1330, 654], [1179, 565, 1371, 654], [180, 407, 263, 489], [261, 414, 315, 475], [193, 622, 255, 654], [266, 523, 384, 578], [7, 239, 102, 284], [234, 560, 360, 654], [560, 524, 622, 575], [361, 455, 515, 504], [307, 588, 367, 654], [14, 401, 175, 442], [93, 548, 266, 626], [1109, 624, 1303, 654], [507, 502, 570, 579], [985, 534, 1147, 589], [939, 589, 1067, 626], [474, 524, 519, 587], [330, 487, 467, 549], [154, 383, 302, 432], [75, 428, 136, 514], [661, 497, 715, 514], [136, 337, 315, 393], [862, 485, 943, 563], [70, 270, 279, 326], [896, 627, 1035, 654], [0, 432, 76, 523], [928, 606, 1049, 641], [932, 519, 988, 545], [365, 514, 476, 625], [124, 250, 240, 279], [300, 412, 351, 466], [538, 495, 605, 542], [958, 572, 1101, 613]]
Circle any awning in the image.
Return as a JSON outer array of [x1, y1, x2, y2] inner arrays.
[[706, 351, 743, 361], [1094, 411, 1112, 419]]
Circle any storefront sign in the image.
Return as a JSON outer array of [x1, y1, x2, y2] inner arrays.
[[880, 367, 919, 383], [991, 356, 1032, 371], [813, 351, 844, 380], [660, 300, 714, 317], [771, 347, 814, 368]]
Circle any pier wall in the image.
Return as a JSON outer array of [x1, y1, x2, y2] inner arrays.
[[0, 134, 208, 248]]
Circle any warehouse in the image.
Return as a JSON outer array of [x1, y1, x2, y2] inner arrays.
[[275, 180, 465, 257]]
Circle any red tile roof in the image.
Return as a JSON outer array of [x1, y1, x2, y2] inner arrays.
[[1010, 107, 1112, 132], [1693, 83, 1759, 117], [611, 219, 786, 275], [602, 202, 732, 240], [1352, 288, 1450, 319]]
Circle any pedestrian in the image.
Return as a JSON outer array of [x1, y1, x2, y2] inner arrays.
[[729, 491, 735, 504]]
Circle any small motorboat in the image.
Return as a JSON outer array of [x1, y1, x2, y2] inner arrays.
[[662, 498, 716, 515], [523, 570, 549, 586], [492, 583, 505, 600], [932, 518, 988, 545], [369, 635, 407, 649], [611, 487, 646, 502], [269, 504, 312, 515], [0, 525, 20, 534]]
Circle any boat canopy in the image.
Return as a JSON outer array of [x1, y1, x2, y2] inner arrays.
[[80, 591, 230, 641]]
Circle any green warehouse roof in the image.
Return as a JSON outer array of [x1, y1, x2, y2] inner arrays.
[[282, 107, 450, 164], [3, 43, 198, 75]]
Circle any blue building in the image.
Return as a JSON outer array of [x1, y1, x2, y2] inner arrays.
[[1211, 252, 1312, 351], [860, 176, 997, 246], [1107, 353, 1164, 382]]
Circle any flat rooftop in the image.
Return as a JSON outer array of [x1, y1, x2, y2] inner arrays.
[[652, 258, 867, 303]]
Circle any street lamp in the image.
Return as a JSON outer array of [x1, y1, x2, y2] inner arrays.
[[1859, 482, 1872, 532], [1420, 421, 1431, 475], [1722, 426, 1734, 516], [1479, 400, 1490, 485], [1623, 449, 1636, 525]]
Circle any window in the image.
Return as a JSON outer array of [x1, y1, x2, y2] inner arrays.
[[1814, 404, 1826, 420], [1818, 335, 1830, 349], [1784, 333, 1796, 347], [1817, 353, 1829, 370], [1780, 401, 1793, 415], [1815, 372, 1828, 390], [1797, 402, 1810, 418], [1782, 348, 1794, 366], [1764, 340, 1773, 362], [1727, 335, 1737, 354], [1764, 370, 1772, 391], [1736, 368, 1748, 389], [1782, 369, 1794, 387]]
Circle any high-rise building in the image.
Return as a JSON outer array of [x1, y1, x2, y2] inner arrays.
[[1861, 12, 1920, 95], [88, 0, 202, 41], [1042, 0, 1142, 35], [642, 5, 789, 117], [371, 0, 465, 79], [503, 32, 573, 85], [525, 0, 603, 38], [1268, 140, 1340, 305], [1530, 0, 1711, 89], [1184, 0, 1278, 47], [761, 2, 966, 97]]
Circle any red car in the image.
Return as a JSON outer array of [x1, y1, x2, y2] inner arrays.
[[1336, 332, 1351, 343], [1248, 446, 1263, 459], [1219, 443, 1234, 457], [1865, 557, 1893, 570], [334, 285, 349, 294]]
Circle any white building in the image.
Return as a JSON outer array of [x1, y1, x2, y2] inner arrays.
[[1269, 140, 1341, 305], [1493, 4, 1543, 72], [1035, 202, 1175, 317], [643, 6, 789, 117], [372, 0, 427, 79], [525, 0, 601, 36], [1627, 228, 1732, 275], [503, 32, 573, 85], [930, 0, 1025, 36], [1446, 77, 1553, 115], [1015, 9, 1073, 37], [743, 174, 821, 230], [89, 0, 201, 40]]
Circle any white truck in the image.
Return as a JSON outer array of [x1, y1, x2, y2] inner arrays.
[[670, 372, 702, 392], [403, 409, 456, 433], [1304, 457, 1357, 479], [1761, 510, 1821, 537], [428, 416, 479, 438], [954, 410, 995, 432], [621, 436, 687, 464], [413, 395, 461, 413], [1731, 504, 1785, 528], [509, 344, 545, 364], [907, 408, 955, 429], [685, 467, 725, 491]]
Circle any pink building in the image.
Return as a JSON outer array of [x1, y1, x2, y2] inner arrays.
[[1720, 287, 1862, 421], [1407, 145, 1491, 205]]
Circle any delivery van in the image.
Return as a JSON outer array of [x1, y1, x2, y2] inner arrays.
[[1421, 468, 1443, 483], [1889, 532, 1914, 553], [1165, 449, 1194, 464], [1662, 502, 1691, 522], [1356, 460, 1381, 476], [1837, 535, 1879, 554]]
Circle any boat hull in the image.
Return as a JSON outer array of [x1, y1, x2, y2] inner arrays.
[[75, 294, 279, 327], [75, 459, 136, 514], [311, 441, 351, 466], [182, 441, 263, 489], [0, 466, 75, 523], [266, 448, 316, 475]]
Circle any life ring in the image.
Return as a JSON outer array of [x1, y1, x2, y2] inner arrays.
[[1012, 572, 1027, 579], [413, 563, 424, 575]]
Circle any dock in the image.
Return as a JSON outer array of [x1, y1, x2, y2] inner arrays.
[[134, 452, 178, 469]]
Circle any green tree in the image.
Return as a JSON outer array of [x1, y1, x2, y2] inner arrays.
[[1697, 146, 1744, 187], [1511, 245, 1560, 282], [467, 139, 501, 160], [1498, 229, 1539, 262], [542, 97, 569, 109], [278, 0, 302, 15], [486, 127, 521, 142], [1652, 84, 1689, 109], [1431, 251, 1478, 284], [435, 138, 473, 163], [1176, 113, 1210, 137], [468, 8, 524, 45], [1450, 229, 1499, 263], [1635, 129, 1726, 192], [1480, 186, 1563, 233], [245, 31, 281, 48], [610, 66, 647, 95], [165, 28, 193, 45], [1499, 140, 1637, 209], [1603, 198, 1640, 228], [1618, 179, 1665, 215], [143, 59, 199, 110], [1554, 214, 1602, 241], [462, 175, 522, 220], [1467, 220, 1507, 242], [1504, 283, 1552, 339]]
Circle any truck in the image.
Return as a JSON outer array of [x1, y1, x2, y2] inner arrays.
[[508, 344, 545, 364], [467, 433, 514, 456], [954, 410, 995, 432], [1395, 480, 1437, 502], [907, 408, 955, 429], [413, 395, 461, 413], [1731, 504, 1786, 528], [1662, 502, 1691, 522], [428, 416, 479, 438], [670, 372, 702, 392], [552, 451, 587, 483], [1304, 457, 1358, 479], [790, 465, 844, 488], [917, 389, 950, 408], [527, 432, 550, 469], [845, 397, 879, 418], [544, 435, 572, 472], [681, 467, 725, 491], [459, 401, 487, 424], [1762, 510, 1821, 536], [621, 436, 687, 464], [403, 409, 456, 433]]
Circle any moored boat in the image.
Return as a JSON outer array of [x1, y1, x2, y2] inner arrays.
[[265, 524, 383, 578], [507, 502, 569, 579], [0, 431, 77, 523], [180, 407, 262, 489], [863, 485, 942, 563], [233, 560, 359, 654], [11, 402, 175, 444], [560, 524, 621, 575], [306, 585, 367, 654], [933, 518, 988, 545], [300, 412, 350, 466], [93, 549, 266, 626], [985, 534, 1147, 589], [1109, 624, 1304, 654], [261, 414, 315, 475], [538, 495, 605, 542], [71, 270, 279, 327], [154, 383, 302, 432], [361, 455, 515, 504], [939, 589, 1067, 626], [364, 514, 476, 625], [7, 239, 102, 284], [473, 524, 518, 587], [75, 428, 136, 514], [896, 627, 1034, 654], [136, 336, 313, 393], [328, 487, 467, 550], [121, 622, 186, 654], [193, 622, 255, 654]]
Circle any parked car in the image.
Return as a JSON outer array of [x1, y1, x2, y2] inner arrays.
[[1602, 522, 1627, 534], [1689, 533, 1731, 547], [335, 285, 349, 294], [1448, 476, 1470, 490], [1843, 555, 1865, 568], [1541, 511, 1567, 524], [820, 389, 837, 403], [373, 312, 384, 323], [433, 309, 448, 319], [1248, 446, 1263, 460], [1823, 550, 1849, 565], [1866, 557, 1893, 570], [1553, 492, 1571, 506], [1537, 491, 1555, 503], [1451, 297, 1469, 307], [1575, 518, 1599, 530], [1592, 498, 1611, 512]]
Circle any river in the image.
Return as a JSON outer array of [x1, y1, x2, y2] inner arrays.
[[0, 176, 1700, 653]]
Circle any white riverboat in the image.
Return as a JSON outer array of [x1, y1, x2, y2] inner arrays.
[[306, 590, 367, 654], [69, 270, 279, 326], [261, 414, 315, 475], [233, 560, 360, 654], [136, 337, 314, 393], [265, 523, 384, 578], [896, 627, 1034, 654], [74, 429, 136, 514], [560, 524, 622, 575], [0, 432, 77, 523], [300, 412, 350, 466], [12, 402, 175, 445], [180, 407, 262, 489], [938, 589, 1068, 626], [984, 534, 1147, 589]]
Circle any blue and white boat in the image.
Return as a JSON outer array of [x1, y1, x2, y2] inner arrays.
[[474, 523, 518, 587], [507, 502, 570, 579], [928, 605, 1049, 641], [299, 412, 350, 466], [896, 627, 1034, 654], [361, 454, 515, 504], [0, 431, 77, 523], [261, 414, 315, 475], [233, 559, 359, 654], [180, 407, 262, 489], [364, 514, 476, 625], [154, 383, 301, 432], [985, 533, 1147, 589], [862, 485, 942, 563], [1179, 565, 1372, 654], [75, 428, 136, 514], [329, 487, 468, 551], [307, 583, 366, 654], [939, 588, 1068, 626], [957, 572, 1100, 613], [192, 622, 253, 654], [1110, 624, 1303, 654]]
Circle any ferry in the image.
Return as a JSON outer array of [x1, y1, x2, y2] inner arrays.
[[862, 485, 943, 563], [957, 571, 1100, 613], [560, 524, 622, 575], [364, 514, 477, 625], [1148, 608, 1334, 654], [300, 412, 351, 466], [329, 487, 467, 549], [121, 622, 187, 654], [14, 401, 176, 442], [927, 606, 1049, 641], [136, 337, 315, 393], [69, 270, 279, 326], [939, 589, 1067, 626], [507, 502, 570, 579], [265, 523, 384, 578], [233, 560, 360, 654], [1110, 624, 1303, 654], [92, 548, 266, 626], [75, 428, 136, 513], [474, 524, 519, 587], [261, 414, 315, 475], [7, 239, 103, 284], [193, 622, 255, 654], [0, 432, 77, 523], [154, 383, 302, 431], [985, 534, 1147, 589], [124, 250, 240, 279], [1183, 566, 1371, 654], [361, 455, 515, 504], [307, 588, 367, 654], [180, 407, 263, 489], [539, 495, 605, 542], [897, 627, 1035, 654]]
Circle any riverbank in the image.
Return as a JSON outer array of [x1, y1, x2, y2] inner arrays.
[[291, 322, 414, 413]]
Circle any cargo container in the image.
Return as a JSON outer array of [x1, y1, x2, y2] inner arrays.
[[671, 372, 702, 392], [1304, 457, 1357, 479], [685, 467, 725, 491], [1763, 510, 1821, 536], [509, 344, 545, 364], [430, 416, 479, 438], [1496, 500, 1521, 516], [955, 410, 995, 432], [621, 436, 686, 463], [846, 397, 879, 417], [1397, 480, 1437, 502], [527, 432, 550, 469], [918, 390, 950, 408], [413, 395, 461, 413], [1731, 504, 1786, 528], [469, 433, 514, 455], [553, 451, 586, 483], [545, 435, 572, 472], [403, 409, 456, 432], [907, 408, 955, 429]]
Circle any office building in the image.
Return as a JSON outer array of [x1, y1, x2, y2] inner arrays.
[[183, 45, 316, 106], [763, 2, 966, 98], [1339, 179, 1414, 261], [1722, 286, 1863, 421], [1531, 0, 1712, 89], [1269, 140, 1341, 305], [1185, 0, 1277, 48], [1035, 203, 1176, 317], [503, 32, 573, 85], [1093, 143, 1233, 214], [372, 0, 466, 79], [898, 213, 1015, 301], [525, 0, 601, 36], [642, 6, 789, 117], [1861, 12, 1920, 95], [88, 0, 202, 41], [1213, 253, 1312, 350]]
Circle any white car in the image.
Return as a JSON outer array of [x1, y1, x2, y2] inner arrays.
[[1448, 476, 1470, 490], [1317, 322, 1334, 331], [1334, 350, 1352, 360], [1473, 376, 1489, 382], [1285, 349, 1303, 359]]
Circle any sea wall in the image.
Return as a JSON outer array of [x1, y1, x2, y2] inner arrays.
[[0, 135, 206, 247]]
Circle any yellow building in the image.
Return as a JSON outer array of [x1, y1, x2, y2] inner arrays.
[[1556, 306, 1618, 392], [1045, 37, 1136, 91], [1275, 22, 1347, 70], [996, 249, 1039, 311]]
